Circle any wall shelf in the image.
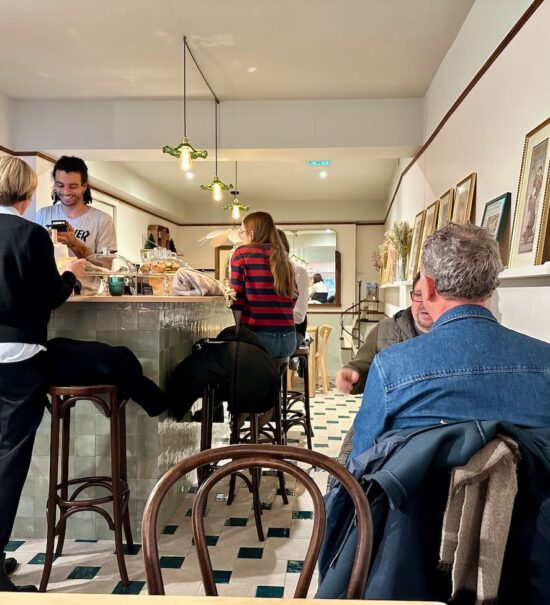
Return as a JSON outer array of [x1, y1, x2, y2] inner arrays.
[[380, 280, 412, 289], [499, 262, 550, 280]]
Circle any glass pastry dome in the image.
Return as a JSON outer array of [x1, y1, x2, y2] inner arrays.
[[86, 252, 136, 275]]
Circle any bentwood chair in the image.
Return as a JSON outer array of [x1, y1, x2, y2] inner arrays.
[[316, 324, 333, 394], [142, 444, 373, 598]]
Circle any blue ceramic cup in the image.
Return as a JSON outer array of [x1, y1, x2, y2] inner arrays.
[[108, 275, 126, 296]]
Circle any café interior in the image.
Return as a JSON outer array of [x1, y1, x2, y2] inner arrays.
[[0, 1, 549, 603]]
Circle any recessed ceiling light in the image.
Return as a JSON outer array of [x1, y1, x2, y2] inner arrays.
[[186, 172, 194, 180], [319, 170, 328, 179], [247, 66, 258, 73]]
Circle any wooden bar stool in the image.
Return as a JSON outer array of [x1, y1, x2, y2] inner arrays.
[[227, 357, 290, 541], [282, 344, 314, 449], [40, 385, 133, 592]]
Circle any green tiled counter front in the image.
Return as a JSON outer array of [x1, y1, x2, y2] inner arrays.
[[14, 297, 232, 541]]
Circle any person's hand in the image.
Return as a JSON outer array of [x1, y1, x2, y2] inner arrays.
[[335, 368, 359, 394], [66, 258, 86, 279], [56, 223, 78, 248]]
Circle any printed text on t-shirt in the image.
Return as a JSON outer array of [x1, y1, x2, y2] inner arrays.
[[74, 229, 91, 242]]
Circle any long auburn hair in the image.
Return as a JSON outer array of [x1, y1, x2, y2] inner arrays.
[[242, 211, 297, 298]]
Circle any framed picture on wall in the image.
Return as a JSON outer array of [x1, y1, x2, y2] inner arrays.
[[379, 248, 388, 285], [215, 245, 234, 281], [420, 201, 439, 245], [452, 173, 477, 224], [407, 210, 425, 281], [437, 189, 454, 229], [509, 116, 550, 268], [481, 193, 511, 240], [386, 245, 398, 284]]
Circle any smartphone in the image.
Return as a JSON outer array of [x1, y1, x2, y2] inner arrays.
[[49, 219, 68, 232]]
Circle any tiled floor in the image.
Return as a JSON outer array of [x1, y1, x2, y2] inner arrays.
[[8, 388, 360, 597]]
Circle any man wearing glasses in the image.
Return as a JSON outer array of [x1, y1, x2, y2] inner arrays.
[[336, 272, 432, 396], [350, 222, 550, 459], [335, 272, 432, 464]]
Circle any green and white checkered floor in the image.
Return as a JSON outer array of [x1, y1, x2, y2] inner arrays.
[[8, 388, 360, 597]]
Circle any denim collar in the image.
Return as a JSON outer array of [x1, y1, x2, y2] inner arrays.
[[433, 304, 497, 330]]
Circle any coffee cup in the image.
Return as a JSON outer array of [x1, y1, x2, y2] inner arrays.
[[108, 275, 126, 296]]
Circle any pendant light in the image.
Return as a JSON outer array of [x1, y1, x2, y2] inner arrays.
[[200, 100, 232, 201], [162, 36, 207, 171], [223, 161, 249, 219]]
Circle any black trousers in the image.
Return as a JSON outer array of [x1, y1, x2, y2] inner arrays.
[[0, 352, 47, 553]]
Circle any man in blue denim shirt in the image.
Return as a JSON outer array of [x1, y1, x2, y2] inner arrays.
[[351, 222, 550, 460]]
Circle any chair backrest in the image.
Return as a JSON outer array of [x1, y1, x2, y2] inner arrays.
[[317, 324, 332, 357], [142, 444, 373, 598]]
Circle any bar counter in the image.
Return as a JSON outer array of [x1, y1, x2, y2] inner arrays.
[[14, 295, 233, 541]]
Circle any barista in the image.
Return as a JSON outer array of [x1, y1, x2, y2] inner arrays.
[[35, 156, 116, 259]]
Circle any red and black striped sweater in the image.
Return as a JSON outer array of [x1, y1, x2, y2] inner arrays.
[[230, 243, 295, 332]]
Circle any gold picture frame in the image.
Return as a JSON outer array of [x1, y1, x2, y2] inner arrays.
[[509, 116, 550, 268], [452, 173, 477, 224], [386, 245, 398, 284], [407, 210, 425, 281], [215, 245, 234, 281], [437, 189, 454, 229], [421, 201, 440, 245]]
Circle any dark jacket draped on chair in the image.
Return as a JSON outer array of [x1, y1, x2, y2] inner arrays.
[[316, 420, 550, 605], [167, 326, 280, 419]]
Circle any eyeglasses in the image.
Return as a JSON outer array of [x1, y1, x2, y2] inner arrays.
[[410, 290, 422, 302], [238, 228, 248, 235]]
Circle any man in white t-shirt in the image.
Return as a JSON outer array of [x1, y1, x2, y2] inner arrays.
[[35, 156, 117, 259]]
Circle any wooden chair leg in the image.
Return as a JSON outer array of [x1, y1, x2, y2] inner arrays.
[[40, 396, 61, 592], [110, 394, 129, 586], [119, 404, 134, 550], [54, 407, 70, 558], [249, 414, 265, 542]]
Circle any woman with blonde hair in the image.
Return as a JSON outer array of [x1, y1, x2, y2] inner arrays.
[[0, 156, 85, 592], [230, 211, 297, 357]]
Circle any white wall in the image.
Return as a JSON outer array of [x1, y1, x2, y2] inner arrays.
[[86, 161, 186, 223], [387, 0, 550, 341], [356, 224, 386, 289], [12, 98, 423, 153], [0, 92, 12, 148], [424, 0, 532, 136]]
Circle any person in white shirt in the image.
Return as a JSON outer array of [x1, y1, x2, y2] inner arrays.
[[35, 156, 116, 259], [278, 229, 309, 346], [309, 273, 329, 303]]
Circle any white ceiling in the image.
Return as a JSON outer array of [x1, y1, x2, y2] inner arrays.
[[116, 156, 397, 207], [0, 0, 474, 220]]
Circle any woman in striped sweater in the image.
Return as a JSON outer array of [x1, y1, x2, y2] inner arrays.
[[230, 211, 297, 358]]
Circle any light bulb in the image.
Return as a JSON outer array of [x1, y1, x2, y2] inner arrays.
[[212, 181, 223, 202], [179, 148, 192, 171], [232, 205, 240, 220], [319, 170, 328, 179]]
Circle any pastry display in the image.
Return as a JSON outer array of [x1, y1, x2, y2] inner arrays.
[[139, 259, 181, 274]]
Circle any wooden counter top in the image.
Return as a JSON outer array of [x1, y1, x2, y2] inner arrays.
[[66, 295, 226, 303]]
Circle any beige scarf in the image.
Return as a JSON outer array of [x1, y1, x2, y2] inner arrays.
[[439, 435, 520, 605]]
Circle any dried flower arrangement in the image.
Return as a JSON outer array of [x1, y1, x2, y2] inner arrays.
[[387, 220, 413, 264]]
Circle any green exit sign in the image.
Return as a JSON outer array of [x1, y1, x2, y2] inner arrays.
[[306, 160, 332, 166]]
